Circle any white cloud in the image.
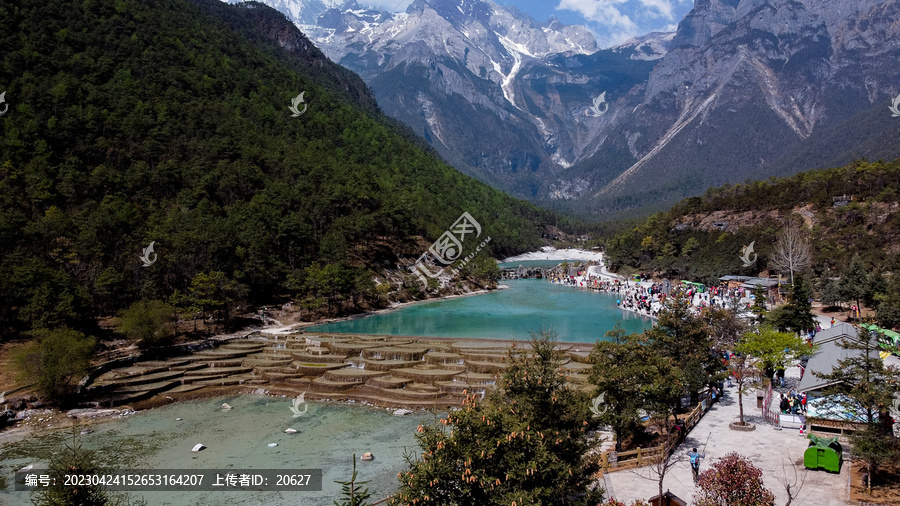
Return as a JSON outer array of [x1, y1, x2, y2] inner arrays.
[[556, 0, 685, 47], [364, 0, 414, 12]]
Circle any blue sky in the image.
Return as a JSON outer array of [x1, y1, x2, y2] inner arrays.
[[367, 0, 696, 47]]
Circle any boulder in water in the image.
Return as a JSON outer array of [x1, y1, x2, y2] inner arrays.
[[360, 452, 374, 461], [221, 403, 233, 410], [284, 428, 298, 434], [191, 443, 206, 452], [267, 443, 278, 447], [393, 409, 413, 416]]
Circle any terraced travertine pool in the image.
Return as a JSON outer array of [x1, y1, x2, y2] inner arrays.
[[0, 277, 647, 505]]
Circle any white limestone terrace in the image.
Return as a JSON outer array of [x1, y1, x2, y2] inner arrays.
[[501, 246, 604, 263]]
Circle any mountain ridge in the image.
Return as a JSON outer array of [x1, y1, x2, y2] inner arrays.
[[0, 0, 555, 333], [237, 0, 900, 216]]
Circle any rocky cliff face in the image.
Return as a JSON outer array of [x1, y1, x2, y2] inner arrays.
[[231, 0, 900, 214], [302, 0, 631, 197], [565, 0, 900, 214]]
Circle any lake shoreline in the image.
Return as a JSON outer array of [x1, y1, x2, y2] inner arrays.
[[291, 285, 508, 332]]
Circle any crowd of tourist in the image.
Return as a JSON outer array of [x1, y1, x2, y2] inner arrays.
[[550, 264, 753, 320]]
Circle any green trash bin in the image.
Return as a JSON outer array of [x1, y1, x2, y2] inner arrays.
[[803, 434, 843, 472]]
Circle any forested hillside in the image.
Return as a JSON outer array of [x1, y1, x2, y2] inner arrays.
[[0, 0, 556, 337], [605, 158, 900, 284]]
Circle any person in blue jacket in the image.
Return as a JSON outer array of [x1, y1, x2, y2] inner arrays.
[[688, 447, 705, 484]]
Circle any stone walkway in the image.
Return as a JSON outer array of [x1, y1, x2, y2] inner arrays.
[[605, 369, 850, 505]]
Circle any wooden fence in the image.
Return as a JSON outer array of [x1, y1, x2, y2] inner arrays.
[[599, 389, 714, 473], [600, 444, 666, 471]]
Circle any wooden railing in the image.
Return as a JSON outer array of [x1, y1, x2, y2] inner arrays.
[[599, 443, 666, 472], [599, 389, 715, 473]]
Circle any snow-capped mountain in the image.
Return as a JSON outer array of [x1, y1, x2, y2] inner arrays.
[[610, 32, 675, 61], [227, 0, 355, 26], [239, 0, 627, 196], [232, 0, 900, 215]]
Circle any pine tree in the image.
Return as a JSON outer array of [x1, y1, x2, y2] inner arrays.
[[750, 285, 768, 325], [646, 294, 720, 407], [589, 325, 680, 450], [33, 424, 147, 506], [839, 255, 869, 316], [391, 330, 604, 505], [817, 328, 900, 493], [769, 275, 815, 333], [334, 455, 372, 506]]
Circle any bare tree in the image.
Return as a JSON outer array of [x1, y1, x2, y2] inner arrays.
[[771, 222, 811, 286], [728, 353, 761, 426], [630, 433, 682, 503], [774, 454, 808, 506]]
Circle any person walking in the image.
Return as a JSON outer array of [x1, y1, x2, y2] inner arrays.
[[688, 447, 705, 484]]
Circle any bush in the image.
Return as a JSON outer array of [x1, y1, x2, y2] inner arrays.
[[116, 300, 175, 348], [15, 328, 95, 402], [694, 452, 775, 506]]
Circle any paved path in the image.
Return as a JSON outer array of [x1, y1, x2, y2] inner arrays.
[[605, 369, 850, 505]]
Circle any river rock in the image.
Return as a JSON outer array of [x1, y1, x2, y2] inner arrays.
[[393, 409, 413, 416], [267, 443, 278, 447], [191, 443, 206, 452], [8, 397, 27, 410], [176, 418, 183, 421], [221, 403, 233, 410], [284, 428, 298, 434], [360, 452, 374, 461]]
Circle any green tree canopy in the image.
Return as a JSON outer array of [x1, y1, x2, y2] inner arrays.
[[768, 275, 815, 333], [391, 330, 604, 505], [115, 300, 176, 348], [839, 254, 869, 312], [33, 426, 146, 506], [735, 325, 812, 379], [589, 325, 680, 449], [14, 327, 95, 402], [646, 295, 722, 406], [817, 329, 900, 493]]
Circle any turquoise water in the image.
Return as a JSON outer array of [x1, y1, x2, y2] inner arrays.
[[0, 396, 429, 505], [310, 279, 651, 342]]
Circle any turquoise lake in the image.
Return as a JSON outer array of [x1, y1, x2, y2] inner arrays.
[[0, 278, 651, 506], [309, 279, 651, 342]]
